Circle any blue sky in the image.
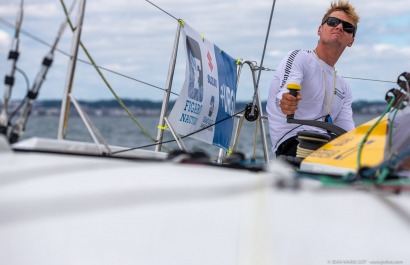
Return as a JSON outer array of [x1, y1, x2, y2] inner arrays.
[[0, 0, 409, 103]]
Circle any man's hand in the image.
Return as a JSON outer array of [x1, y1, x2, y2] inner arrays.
[[280, 93, 302, 115]]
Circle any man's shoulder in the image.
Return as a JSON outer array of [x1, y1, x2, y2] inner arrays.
[[285, 49, 313, 55], [337, 75, 350, 86], [283, 49, 314, 61], [279, 50, 316, 69]]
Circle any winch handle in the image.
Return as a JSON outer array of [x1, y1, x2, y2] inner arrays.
[[285, 83, 347, 136], [286, 83, 301, 119]]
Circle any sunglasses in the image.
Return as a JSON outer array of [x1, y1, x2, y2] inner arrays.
[[322, 17, 356, 36]]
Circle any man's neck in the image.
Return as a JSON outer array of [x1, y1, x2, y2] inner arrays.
[[314, 44, 344, 67]]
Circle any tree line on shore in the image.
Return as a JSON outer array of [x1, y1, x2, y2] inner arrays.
[[2, 99, 388, 117], [32, 99, 387, 113]]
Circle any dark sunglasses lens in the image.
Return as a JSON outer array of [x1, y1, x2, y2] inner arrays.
[[326, 17, 340, 27], [326, 17, 355, 35], [342, 22, 355, 34]]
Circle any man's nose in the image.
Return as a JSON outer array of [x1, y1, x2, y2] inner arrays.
[[335, 22, 344, 31]]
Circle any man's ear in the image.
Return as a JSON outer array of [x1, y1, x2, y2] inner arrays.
[[348, 38, 355, 47]]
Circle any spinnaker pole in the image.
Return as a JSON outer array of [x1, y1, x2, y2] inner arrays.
[[155, 20, 183, 152], [57, 0, 87, 139]]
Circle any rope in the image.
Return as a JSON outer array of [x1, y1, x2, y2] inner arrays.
[[112, 109, 246, 155], [340, 146, 410, 185], [356, 95, 395, 169]]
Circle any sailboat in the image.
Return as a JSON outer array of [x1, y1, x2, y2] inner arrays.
[[1, 0, 409, 264]]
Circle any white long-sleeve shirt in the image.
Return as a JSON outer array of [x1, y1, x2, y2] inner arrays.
[[266, 49, 355, 153]]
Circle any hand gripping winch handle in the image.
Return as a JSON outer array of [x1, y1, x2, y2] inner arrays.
[[286, 83, 301, 119], [285, 83, 346, 136]]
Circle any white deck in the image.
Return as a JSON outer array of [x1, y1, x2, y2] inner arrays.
[[1, 138, 409, 265]]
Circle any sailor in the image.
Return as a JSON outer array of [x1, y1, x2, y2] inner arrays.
[[267, 0, 360, 157]]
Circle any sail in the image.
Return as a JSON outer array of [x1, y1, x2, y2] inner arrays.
[[168, 23, 237, 151]]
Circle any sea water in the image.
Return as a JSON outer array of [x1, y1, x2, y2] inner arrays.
[[20, 114, 379, 161]]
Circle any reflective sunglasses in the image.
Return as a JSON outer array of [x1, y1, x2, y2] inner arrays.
[[322, 17, 356, 36]]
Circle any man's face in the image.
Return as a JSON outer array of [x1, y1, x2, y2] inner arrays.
[[318, 11, 355, 49]]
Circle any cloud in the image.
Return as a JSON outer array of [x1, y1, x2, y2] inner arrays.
[[0, 0, 409, 103], [25, 3, 61, 18], [0, 29, 10, 48], [373, 43, 410, 56], [268, 50, 284, 58]]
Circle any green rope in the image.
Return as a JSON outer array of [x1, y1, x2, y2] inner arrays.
[[387, 101, 404, 154], [60, 0, 170, 152], [356, 99, 410, 183], [381, 179, 410, 186], [356, 95, 395, 169], [376, 167, 391, 183]]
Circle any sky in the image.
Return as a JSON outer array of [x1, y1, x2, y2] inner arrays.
[[0, 0, 409, 104]]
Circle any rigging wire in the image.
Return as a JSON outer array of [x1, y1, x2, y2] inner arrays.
[[0, 16, 175, 96], [0, 0, 24, 135], [0, 15, 396, 97], [59, 0, 171, 152], [145, 0, 178, 21], [341, 75, 395, 84], [8, 0, 77, 143], [0, 2, 405, 166], [255, 0, 277, 93], [0, 2, 407, 191], [112, 109, 246, 155]]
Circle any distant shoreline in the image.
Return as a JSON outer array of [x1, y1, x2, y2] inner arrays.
[[2, 99, 388, 117]]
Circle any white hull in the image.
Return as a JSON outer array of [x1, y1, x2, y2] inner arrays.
[[1, 137, 409, 264]]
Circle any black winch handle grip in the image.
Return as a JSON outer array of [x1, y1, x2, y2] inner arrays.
[[286, 83, 301, 119]]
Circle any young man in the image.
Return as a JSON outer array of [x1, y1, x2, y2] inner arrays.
[[267, 0, 360, 157]]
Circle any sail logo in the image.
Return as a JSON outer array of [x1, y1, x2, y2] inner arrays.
[[207, 75, 217, 88], [207, 51, 213, 72], [187, 36, 204, 102], [206, 51, 217, 88], [220, 84, 235, 116], [168, 23, 237, 151]]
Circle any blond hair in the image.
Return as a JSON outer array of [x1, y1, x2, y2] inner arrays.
[[322, 0, 360, 27]]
